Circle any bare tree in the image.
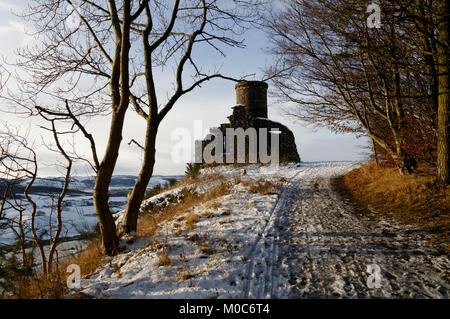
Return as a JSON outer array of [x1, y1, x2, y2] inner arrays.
[[394, 0, 449, 182], [0, 129, 34, 270], [263, 0, 442, 174], [0, 121, 73, 275], [7, 0, 262, 254], [1, 65, 73, 272]]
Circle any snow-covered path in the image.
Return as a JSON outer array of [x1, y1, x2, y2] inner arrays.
[[77, 162, 449, 299], [273, 163, 449, 298]]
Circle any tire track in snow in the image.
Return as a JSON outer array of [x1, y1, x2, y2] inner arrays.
[[242, 166, 309, 298]]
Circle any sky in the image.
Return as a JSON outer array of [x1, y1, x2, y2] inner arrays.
[[0, 1, 369, 177]]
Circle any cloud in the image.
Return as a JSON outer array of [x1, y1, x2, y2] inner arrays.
[[0, 20, 34, 54], [0, 2, 18, 12], [0, 20, 22, 34]]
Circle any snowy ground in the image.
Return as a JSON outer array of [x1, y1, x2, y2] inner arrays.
[[77, 162, 449, 299]]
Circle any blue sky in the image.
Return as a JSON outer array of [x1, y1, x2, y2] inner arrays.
[[0, 1, 368, 177]]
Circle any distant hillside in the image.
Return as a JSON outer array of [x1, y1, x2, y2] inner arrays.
[[0, 175, 184, 197]]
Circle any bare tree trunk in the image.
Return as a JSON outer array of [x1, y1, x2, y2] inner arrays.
[[92, 0, 132, 255], [47, 121, 72, 272], [121, 120, 158, 234], [18, 211, 28, 269], [437, 0, 449, 185], [24, 153, 47, 274], [93, 112, 126, 255], [416, 0, 439, 110]]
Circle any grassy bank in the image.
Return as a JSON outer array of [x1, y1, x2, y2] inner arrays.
[[340, 162, 450, 251]]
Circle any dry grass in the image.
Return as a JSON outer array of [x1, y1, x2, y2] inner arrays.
[[156, 246, 172, 267], [201, 211, 214, 218], [176, 248, 193, 281], [177, 268, 194, 281], [137, 215, 158, 237], [206, 201, 222, 210], [137, 178, 232, 238], [5, 240, 103, 299], [341, 161, 450, 250], [187, 233, 215, 256], [219, 218, 233, 225], [184, 213, 200, 230], [220, 210, 231, 216], [70, 241, 104, 277], [233, 174, 242, 185], [113, 264, 122, 278], [248, 180, 281, 195]]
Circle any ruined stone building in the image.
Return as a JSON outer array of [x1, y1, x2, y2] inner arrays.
[[196, 81, 300, 165]]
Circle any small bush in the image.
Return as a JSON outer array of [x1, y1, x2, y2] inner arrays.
[[200, 246, 215, 255], [201, 211, 214, 218], [220, 210, 231, 216], [144, 184, 164, 200], [0, 250, 34, 297], [219, 218, 233, 225], [166, 194, 178, 204], [167, 178, 178, 187], [185, 163, 202, 179], [206, 201, 222, 210], [187, 233, 202, 242], [78, 223, 101, 241]]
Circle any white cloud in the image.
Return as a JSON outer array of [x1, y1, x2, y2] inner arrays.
[[0, 2, 19, 12], [0, 25, 11, 33], [0, 20, 22, 34]]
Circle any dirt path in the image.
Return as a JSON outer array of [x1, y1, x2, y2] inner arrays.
[[273, 166, 449, 298]]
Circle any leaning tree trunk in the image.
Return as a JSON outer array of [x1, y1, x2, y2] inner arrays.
[[121, 25, 161, 235], [121, 117, 159, 235], [93, 112, 127, 255], [92, 0, 132, 255], [436, 0, 449, 185]]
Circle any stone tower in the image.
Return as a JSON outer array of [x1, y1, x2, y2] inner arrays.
[[235, 81, 268, 119], [197, 80, 301, 164]]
